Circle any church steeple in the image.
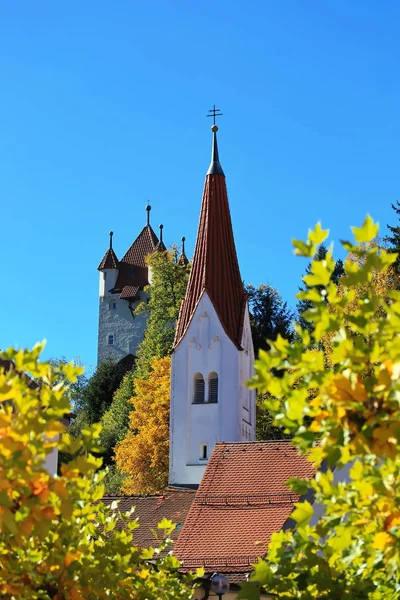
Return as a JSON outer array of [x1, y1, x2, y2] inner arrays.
[[169, 112, 255, 487], [174, 120, 246, 349]]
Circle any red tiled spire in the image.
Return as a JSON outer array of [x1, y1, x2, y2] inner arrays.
[[97, 231, 119, 270], [174, 126, 247, 348]]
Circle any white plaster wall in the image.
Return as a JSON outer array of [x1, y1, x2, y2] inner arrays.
[[97, 292, 149, 365], [239, 306, 256, 441], [99, 268, 118, 297], [169, 292, 255, 486]]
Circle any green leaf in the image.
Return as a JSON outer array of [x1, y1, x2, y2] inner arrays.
[[292, 238, 315, 257], [290, 500, 314, 526], [157, 517, 175, 535], [351, 214, 379, 243], [237, 582, 261, 600], [308, 222, 329, 245]]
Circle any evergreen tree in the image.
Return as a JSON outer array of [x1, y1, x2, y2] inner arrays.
[[245, 283, 294, 357], [296, 243, 344, 333], [99, 369, 135, 466], [245, 283, 293, 441], [384, 200, 400, 275], [75, 358, 125, 426]]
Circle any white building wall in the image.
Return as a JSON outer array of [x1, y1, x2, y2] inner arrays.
[[169, 292, 255, 486], [97, 287, 149, 365]]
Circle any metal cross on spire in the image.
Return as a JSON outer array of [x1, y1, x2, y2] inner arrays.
[[207, 104, 223, 126]]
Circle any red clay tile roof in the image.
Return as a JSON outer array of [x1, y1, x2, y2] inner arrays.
[[102, 487, 195, 549], [174, 441, 315, 574], [174, 133, 247, 349], [119, 285, 140, 300], [113, 225, 159, 298], [97, 247, 119, 270]]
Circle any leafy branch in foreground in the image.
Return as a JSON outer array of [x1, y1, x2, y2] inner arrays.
[[240, 216, 400, 599], [0, 345, 197, 599]]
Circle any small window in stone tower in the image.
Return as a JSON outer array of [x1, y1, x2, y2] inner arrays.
[[110, 301, 117, 310], [208, 372, 218, 403], [200, 443, 208, 460], [108, 334, 114, 345], [193, 373, 205, 403]]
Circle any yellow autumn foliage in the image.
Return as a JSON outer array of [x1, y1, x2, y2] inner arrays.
[[116, 356, 170, 494], [0, 345, 195, 599]]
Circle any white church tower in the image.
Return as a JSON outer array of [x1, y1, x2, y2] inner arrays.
[[169, 119, 256, 487], [97, 206, 161, 366]]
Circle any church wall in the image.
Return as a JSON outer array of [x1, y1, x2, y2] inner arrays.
[[97, 291, 148, 364], [170, 292, 244, 486], [239, 305, 256, 441]]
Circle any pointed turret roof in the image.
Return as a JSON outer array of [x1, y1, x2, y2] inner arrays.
[[113, 206, 159, 299], [97, 231, 119, 270], [155, 224, 167, 252], [174, 125, 246, 348], [178, 236, 189, 266]]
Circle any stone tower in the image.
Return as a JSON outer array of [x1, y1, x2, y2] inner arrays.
[[169, 123, 256, 487], [97, 206, 160, 366]]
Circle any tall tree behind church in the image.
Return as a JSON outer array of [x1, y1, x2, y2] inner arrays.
[[296, 243, 344, 333], [384, 201, 400, 276], [245, 283, 294, 357]]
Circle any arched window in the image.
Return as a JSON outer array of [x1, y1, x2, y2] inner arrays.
[[108, 334, 114, 345], [208, 372, 218, 403], [193, 373, 205, 403]]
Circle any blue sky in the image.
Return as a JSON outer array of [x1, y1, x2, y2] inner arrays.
[[1, 0, 400, 370]]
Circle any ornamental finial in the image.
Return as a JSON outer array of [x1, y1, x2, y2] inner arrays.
[[109, 231, 114, 249], [206, 105, 224, 176], [146, 204, 151, 226]]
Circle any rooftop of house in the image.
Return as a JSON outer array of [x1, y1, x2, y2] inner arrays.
[[174, 441, 316, 579], [101, 487, 196, 549]]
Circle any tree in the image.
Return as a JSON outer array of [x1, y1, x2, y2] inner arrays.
[[99, 369, 136, 493], [245, 283, 294, 356], [256, 393, 291, 441], [100, 249, 189, 493], [75, 358, 125, 427], [115, 356, 171, 495], [385, 200, 400, 275], [99, 369, 135, 465], [0, 344, 196, 599], [239, 217, 400, 599], [296, 243, 344, 333], [49, 357, 88, 406], [134, 249, 190, 379]]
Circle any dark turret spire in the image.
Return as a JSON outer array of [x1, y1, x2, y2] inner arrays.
[[178, 236, 189, 266], [155, 223, 167, 252], [97, 231, 119, 270], [146, 204, 151, 226]]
